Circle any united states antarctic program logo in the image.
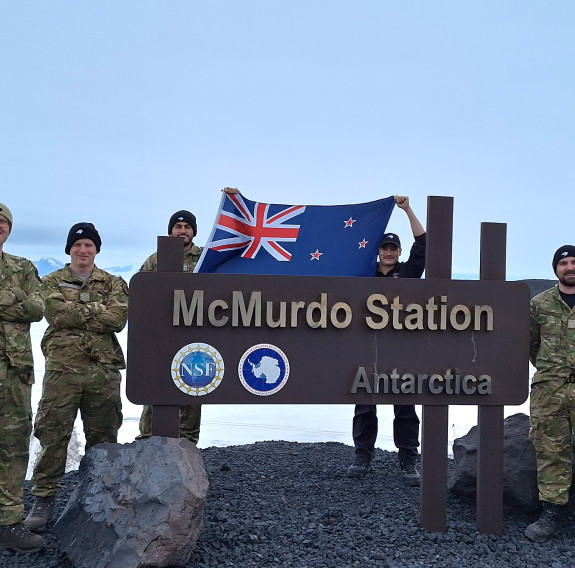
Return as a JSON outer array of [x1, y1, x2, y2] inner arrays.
[[238, 344, 290, 396], [171, 342, 224, 396]]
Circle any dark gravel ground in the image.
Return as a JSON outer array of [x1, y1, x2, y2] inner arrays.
[[2, 441, 574, 568]]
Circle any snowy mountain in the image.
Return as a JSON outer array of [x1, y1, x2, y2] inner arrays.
[[33, 257, 137, 279], [107, 265, 138, 280], [33, 257, 65, 276]]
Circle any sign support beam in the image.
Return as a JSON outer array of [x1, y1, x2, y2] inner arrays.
[[477, 222, 507, 535], [420, 196, 453, 532], [151, 236, 184, 438]]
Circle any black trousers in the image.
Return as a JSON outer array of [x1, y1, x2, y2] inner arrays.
[[352, 404, 420, 465]]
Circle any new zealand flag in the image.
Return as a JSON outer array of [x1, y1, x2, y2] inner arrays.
[[194, 193, 395, 277]]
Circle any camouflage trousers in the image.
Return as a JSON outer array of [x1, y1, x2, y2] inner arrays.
[[137, 404, 201, 443], [0, 360, 32, 525], [529, 379, 575, 505], [31, 366, 123, 498]]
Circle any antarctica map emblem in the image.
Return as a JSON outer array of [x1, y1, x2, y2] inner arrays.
[[171, 342, 225, 396], [238, 344, 290, 396]]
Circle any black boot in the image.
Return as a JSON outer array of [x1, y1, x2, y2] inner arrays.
[[525, 502, 566, 543], [400, 461, 421, 487], [0, 523, 45, 553], [23, 496, 56, 532], [346, 457, 371, 478]]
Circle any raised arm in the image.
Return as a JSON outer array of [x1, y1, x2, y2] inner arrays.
[[395, 195, 425, 237]]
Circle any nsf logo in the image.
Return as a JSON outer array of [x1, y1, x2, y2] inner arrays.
[[238, 344, 290, 396], [171, 342, 224, 396]]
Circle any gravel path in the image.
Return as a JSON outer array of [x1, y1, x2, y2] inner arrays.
[[2, 441, 574, 567]]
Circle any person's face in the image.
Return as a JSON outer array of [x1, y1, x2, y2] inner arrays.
[[556, 256, 575, 288], [0, 215, 10, 247], [378, 243, 401, 266], [171, 222, 194, 247], [69, 239, 97, 270]]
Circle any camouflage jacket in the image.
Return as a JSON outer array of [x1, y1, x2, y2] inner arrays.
[[140, 243, 203, 273], [530, 285, 575, 384], [41, 264, 128, 372], [0, 252, 44, 380]]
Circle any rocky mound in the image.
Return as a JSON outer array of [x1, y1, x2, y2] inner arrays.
[[3, 441, 574, 568]]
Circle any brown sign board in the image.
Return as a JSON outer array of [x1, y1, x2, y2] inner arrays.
[[126, 272, 530, 407]]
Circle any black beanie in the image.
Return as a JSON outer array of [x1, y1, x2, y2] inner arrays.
[[65, 222, 102, 254], [168, 210, 197, 236], [552, 245, 575, 274]]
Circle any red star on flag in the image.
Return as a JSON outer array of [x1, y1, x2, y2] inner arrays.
[[344, 217, 356, 228], [358, 239, 368, 249], [310, 249, 323, 261]]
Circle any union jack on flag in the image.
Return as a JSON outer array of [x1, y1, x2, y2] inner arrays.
[[195, 193, 396, 277], [208, 193, 305, 262]]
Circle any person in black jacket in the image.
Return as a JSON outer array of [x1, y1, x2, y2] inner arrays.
[[347, 196, 426, 486]]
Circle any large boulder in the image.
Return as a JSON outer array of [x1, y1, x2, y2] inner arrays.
[[449, 412, 539, 510], [54, 437, 209, 568]]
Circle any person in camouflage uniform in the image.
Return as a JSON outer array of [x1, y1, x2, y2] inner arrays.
[[137, 209, 203, 442], [525, 244, 575, 543], [0, 203, 45, 554], [24, 222, 128, 533]]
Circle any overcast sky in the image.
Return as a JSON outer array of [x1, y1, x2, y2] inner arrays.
[[1, 1, 573, 279]]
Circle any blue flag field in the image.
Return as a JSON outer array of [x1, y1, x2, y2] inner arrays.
[[194, 193, 396, 277]]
